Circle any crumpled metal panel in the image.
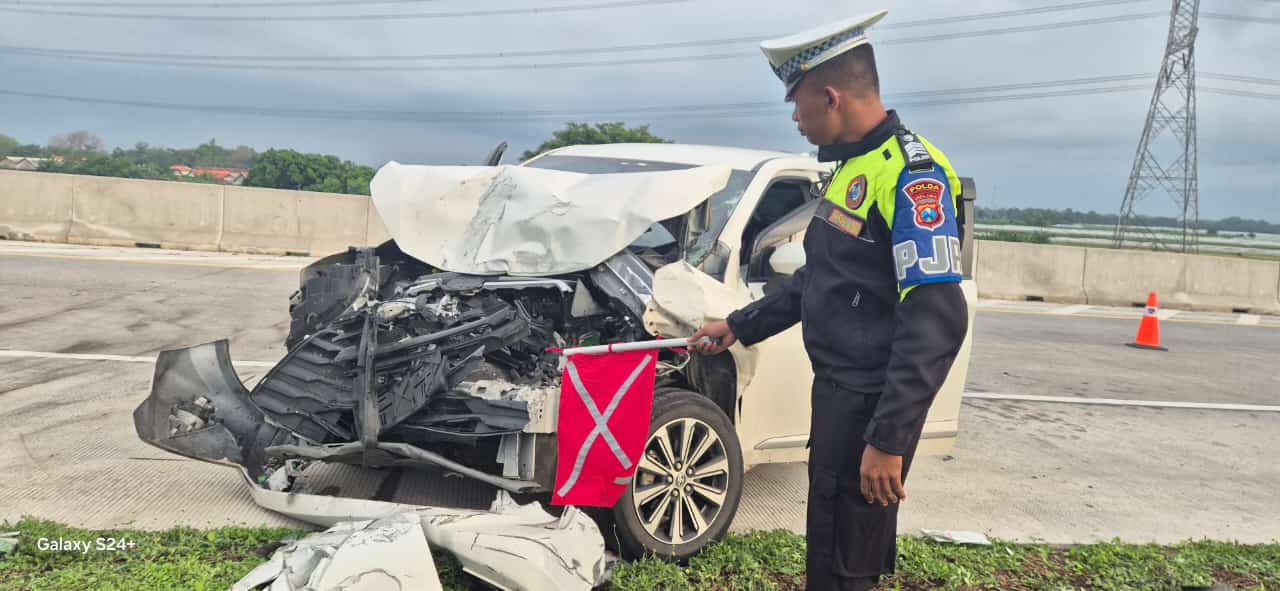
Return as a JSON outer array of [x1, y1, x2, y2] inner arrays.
[[369, 162, 732, 276], [132, 340, 293, 479], [233, 490, 607, 591], [588, 251, 656, 319], [423, 491, 607, 591], [231, 512, 441, 591]]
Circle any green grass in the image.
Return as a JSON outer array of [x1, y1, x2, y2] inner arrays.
[[2, 518, 1276, 591], [0, 517, 465, 591], [615, 533, 1280, 591]]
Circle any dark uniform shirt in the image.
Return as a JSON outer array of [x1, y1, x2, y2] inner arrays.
[[726, 110, 969, 455]]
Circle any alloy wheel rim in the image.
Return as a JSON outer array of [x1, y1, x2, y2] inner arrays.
[[630, 417, 730, 545]]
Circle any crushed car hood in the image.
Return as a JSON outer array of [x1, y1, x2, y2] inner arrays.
[[370, 162, 732, 276]]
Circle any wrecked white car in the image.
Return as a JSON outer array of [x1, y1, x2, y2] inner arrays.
[[134, 142, 977, 565]]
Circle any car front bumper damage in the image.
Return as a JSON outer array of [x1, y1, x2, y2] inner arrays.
[[133, 340, 607, 591]]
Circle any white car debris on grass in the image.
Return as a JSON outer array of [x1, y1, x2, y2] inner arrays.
[[920, 529, 992, 546], [233, 491, 607, 591], [0, 531, 18, 556]]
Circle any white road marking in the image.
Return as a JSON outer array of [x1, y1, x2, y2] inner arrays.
[[1156, 309, 1180, 320], [965, 392, 1280, 413], [7, 349, 1273, 413], [1237, 314, 1262, 326], [977, 303, 1279, 329], [1049, 304, 1092, 315], [0, 349, 277, 368]]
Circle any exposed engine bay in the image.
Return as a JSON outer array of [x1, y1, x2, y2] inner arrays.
[[134, 240, 691, 493]]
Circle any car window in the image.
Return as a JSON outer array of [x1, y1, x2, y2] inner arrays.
[[684, 171, 754, 267], [523, 155, 755, 268], [632, 222, 677, 249]]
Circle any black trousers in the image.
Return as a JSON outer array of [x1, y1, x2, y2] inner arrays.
[[805, 378, 923, 591]]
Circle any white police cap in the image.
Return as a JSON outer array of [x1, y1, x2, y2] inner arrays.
[[760, 10, 889, 97]]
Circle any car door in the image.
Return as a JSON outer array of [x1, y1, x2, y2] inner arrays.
[[716, 163, 825, 467]]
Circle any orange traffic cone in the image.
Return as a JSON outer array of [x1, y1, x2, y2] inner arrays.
[[1127, 292, 1168, 351]]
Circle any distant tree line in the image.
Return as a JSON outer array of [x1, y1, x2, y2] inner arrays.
[[977, 207, 1279, 236], [519, 121, 670, 161], [1, 131, 375, 195], [5, 121, 669, 195], [244, 149, 375, 196]]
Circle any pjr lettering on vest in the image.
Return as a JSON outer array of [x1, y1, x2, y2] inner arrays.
[[893, 236, 963, 281]]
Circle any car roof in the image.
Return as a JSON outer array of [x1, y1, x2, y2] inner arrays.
[[540, 143, 806, 171]]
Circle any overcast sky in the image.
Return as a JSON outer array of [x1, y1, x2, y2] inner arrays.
[[1, 0, 1277, 221]]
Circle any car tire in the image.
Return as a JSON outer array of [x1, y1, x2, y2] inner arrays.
[[607, 387, 744, 561]]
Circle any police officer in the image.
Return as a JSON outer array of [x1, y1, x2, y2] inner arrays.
[[690, 10, 969, 591]]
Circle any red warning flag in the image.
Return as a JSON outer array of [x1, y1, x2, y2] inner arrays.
[[552, 349, 656, 507]]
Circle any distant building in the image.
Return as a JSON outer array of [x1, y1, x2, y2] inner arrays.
[[0, 156, 50, 171], [170, 164, 248, 185]]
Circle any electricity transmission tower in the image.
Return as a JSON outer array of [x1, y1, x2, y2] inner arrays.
[[1115, 0, 1200, 253]]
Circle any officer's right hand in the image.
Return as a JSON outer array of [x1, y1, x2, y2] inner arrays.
[[689, 320, 736, 355]]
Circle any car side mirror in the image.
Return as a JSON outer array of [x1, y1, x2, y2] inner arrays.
[[697, 241, 731, 280], [768, 241, 805, 276]]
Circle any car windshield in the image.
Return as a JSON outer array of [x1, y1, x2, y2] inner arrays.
[[524, 155, 753, 267]]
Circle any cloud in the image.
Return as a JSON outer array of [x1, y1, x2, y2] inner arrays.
[[0, 0, 1276, 221]]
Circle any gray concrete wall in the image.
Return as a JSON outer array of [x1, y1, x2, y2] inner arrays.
[[0, 169, 382, 256], [68, 174, 224, 250], [0, 169, 75, 242], [220, 186, 370, 255], [975, 241, 1088, 303], [2, 170, 1278, 314], [975, 239, 1280, 314]]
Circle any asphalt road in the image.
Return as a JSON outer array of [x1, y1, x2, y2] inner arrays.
[[1, 241, 1277, 543]]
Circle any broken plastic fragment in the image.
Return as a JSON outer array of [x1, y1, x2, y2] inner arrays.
[[263, 460, 307, 493], [234, 492, 607, 591], [920, 529, 992, 545], [231, 513, 441, 591], [0, 531, 18, 556]]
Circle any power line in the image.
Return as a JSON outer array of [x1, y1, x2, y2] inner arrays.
[[0, 4, 1163, 63], [892, 73, 1152, 97], [0, 0, 1150, 14], [878, 12, 1164, 45], [2, 51, 753, 71], [0, 39, 761, 62], [1201, 87, 1280, 100], [0, 0, 684, 21], [1201, 12, 1280, 24], [0, 0, 449, 7], [0, 82, 1158, 123], [877, 0, 1155, 30], [899, 84, 1151, 107], [0, 6, 1164, 62], [1201, 72, 1280, 86], [0, 13, 1169, 71]]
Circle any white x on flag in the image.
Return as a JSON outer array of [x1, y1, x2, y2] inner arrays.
[[554, 352, 654, 500]]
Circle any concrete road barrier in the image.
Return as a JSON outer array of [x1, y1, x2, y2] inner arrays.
[[67, 175, 224, 250], [366, 198, 392, 246], [1181, 254, 1280, 315], [0, 170, 76, 242], [974, 240, 1088, 303], [1083, 248, 1280, 314], [4, 171, 1279, 314], [220, 186, 370, 256]]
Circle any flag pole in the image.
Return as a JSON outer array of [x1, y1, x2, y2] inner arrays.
[[559, 336, 713, 357]]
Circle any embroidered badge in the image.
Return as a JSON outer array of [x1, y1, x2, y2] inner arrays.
[[903, 178, 945, 231], [845, 174, 867, 210], [824, 205, 865, 238]]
